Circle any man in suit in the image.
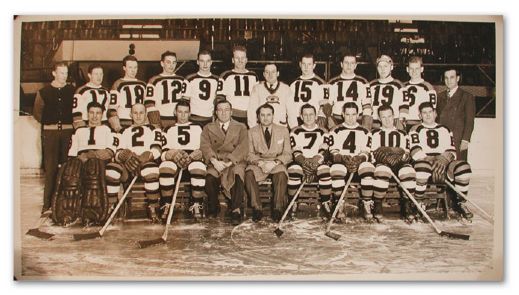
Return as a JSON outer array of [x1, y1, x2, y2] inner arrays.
[[436, 69, 476, 161], [245, 103, 292, 222], [200, 97, 249, 225]]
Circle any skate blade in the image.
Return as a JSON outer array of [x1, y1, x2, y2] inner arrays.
[[26, 228, 54, 240], [325, 231, 341, 240], [137, 238, 165, 249]]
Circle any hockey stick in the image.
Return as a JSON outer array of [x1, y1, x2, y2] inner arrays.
[[274, 180, 306, 237], [73, 176, 138, 241], [445, 180, 494, 223], [25, 211, 54, 240], [325, 173, 354, 240], [137, 169, 183, 248], [390, 171, 470, 240]]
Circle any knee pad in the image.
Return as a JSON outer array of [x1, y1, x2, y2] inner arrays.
[[448, 160, 472, 181], [106, 162, 127, 182], [398, 164, 416, 182], [330, 163, 347, 178], [358, 162, 375, 178], [141, 162, 159, 181], [374, 164, 392, 181], [288, 163, 304, 179]]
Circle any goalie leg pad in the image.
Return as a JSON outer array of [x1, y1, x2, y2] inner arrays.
[[330, 163, 347, 198], [287, 163, 304, 197], [373, 164, 391, 199], [358, 162, 375, 200], [398, 164, 417, 193], [448, 160, 472, 194], [316, 164, 332, 197], [414, 160, 432, 198], [188, 161, 207, 199], [81, 158, 109, 225], [52, 158, 83, 225]]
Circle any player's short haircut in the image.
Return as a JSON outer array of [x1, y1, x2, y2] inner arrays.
[[342, 102, 359, 114], [131, 103, 147, 114], [408, 56, 423, 65], [256, 103, 275, 118], [341, 52, 357, 62], [122, 55, 138, 67], [198, 50, 212, 59], [175, 98, 191, 112], [87, 101, 104, 113], [232, 45, 247, 55], [444, 68, 461, 77], [300, 103, 316, 115], [53, 61, 68, 71], [377, 104, 394, 117], [87, 63, 104, 74], [161, 51, 177, 62], [301, 53, 315, 63], [264, 63, 278, 71], [214, 95, 232, 110], [418, 102, 435, 113]]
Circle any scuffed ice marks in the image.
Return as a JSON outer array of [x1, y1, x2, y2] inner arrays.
[[20, 174, 495, 278]]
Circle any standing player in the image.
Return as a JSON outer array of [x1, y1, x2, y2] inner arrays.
[[218, 46, 258, 125], [54, 101, 116, 225], [369, 55, 407, 131], [287, 104, 331, 218], [248, 63, 298, 129], [105, 103, 163, 223], [159, 100, 206, 220], [402, 56, 437, 132], [409, 102, 473, 219], [328, 54, 372, 126], [72, 64, 110, 129], [145, 51, 187, 129], [183, 50, 221, 127], [107, 55, 147, 132], [370, 105, 417, 223], [289, 53, 331, 129], [327, 102, 386, 222]]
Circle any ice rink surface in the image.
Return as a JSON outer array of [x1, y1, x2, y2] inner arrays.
[[16, 172, 497, 280]]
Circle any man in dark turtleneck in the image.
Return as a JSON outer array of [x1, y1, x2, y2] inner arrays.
[[33, 62, 75, 215]]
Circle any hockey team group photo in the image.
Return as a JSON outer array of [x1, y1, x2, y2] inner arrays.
[[14, 16, 502, 280]]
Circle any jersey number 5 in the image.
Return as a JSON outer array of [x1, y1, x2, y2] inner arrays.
[[177, 126, 191, 145]]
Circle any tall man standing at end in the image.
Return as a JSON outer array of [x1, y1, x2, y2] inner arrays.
[[33, 62, 75, 214], [436, 69, 475, 161]]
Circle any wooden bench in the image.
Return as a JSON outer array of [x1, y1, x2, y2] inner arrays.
[[122, 179, 450, 220]]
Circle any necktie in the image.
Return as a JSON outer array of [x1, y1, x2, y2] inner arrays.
[[264, 127, 271, 148], [221, 124, 227, 134]]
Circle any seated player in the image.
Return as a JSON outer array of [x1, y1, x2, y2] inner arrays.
[[409, 102, 473, 219], [371, 105, 417, 223], [245, 103, 292, 222], [328, 102, 386, 222], [53, 101, 116, 226], [159, 99, 206, 220], [105, 103, 163, 223], [287, 103, 331, 218]]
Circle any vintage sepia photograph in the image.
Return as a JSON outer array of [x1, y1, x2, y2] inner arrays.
[[13, 14, 503, 281]]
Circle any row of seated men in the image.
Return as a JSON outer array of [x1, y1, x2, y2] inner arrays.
[[52, 94, 472, 227]]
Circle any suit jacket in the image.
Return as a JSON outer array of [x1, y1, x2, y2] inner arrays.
[[200, 119, 249, 194], [246, 123, 292, 182], [436, 87, 475, 156]]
